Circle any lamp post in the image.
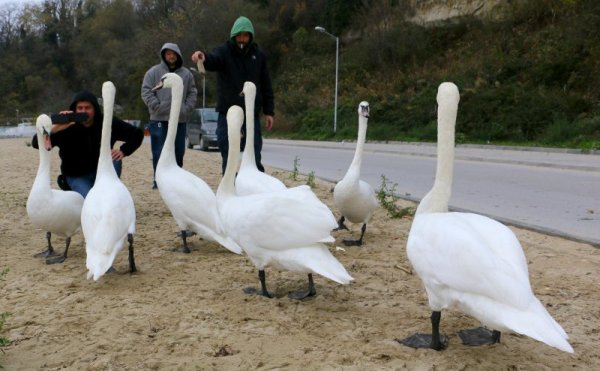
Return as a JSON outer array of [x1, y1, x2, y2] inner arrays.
[[315, 26, 339, 133]]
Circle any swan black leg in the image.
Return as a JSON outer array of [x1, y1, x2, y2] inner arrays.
[[34, 231, 58, 257], [396, 310, 448, 350], [243, 270, 273, 298], [172, 229, 191, 253], [457, 327, 501, 346], [46, 236, 71, 264], [288, 273, 317, 300], [128, 233, 136, 273], [343, 223, 367, 246], [334, 216, 348, 231]]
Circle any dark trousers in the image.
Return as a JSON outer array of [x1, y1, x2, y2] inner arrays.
[[217, 111, 264, 175], [148, 120, 186, 178]]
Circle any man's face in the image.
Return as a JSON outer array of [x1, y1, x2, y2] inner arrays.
[[164, 49, 178, 66], [75, 101, 95, 126], [234, 32, 251, 50]]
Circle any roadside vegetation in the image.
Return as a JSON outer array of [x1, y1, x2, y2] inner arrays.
[[0, 0, 597, 149]]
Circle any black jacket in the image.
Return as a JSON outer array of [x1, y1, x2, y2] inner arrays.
[[32, 90, 143, 176], [203, 40, 274, 116]]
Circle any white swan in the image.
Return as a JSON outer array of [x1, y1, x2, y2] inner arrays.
[[235, 81, 286, 196], [27, 114, 84, 264], [154, 72, 242, 255], [217, 105, 353, 299], [333, 101, 378, 246], [399, 82, 573, 353], [81, 81, 137, 281]]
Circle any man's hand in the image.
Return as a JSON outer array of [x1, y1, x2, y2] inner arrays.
[[191, 51, 205, 64], [111, 149, 125, 161], [265, 115, 274, 131]]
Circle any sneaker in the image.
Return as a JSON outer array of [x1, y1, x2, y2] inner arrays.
[[152, 181, 158, 190]]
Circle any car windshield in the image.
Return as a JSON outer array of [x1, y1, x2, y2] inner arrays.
[[202, 110, 218, 122]]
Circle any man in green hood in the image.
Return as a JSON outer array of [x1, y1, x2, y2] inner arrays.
[[191, 16, 275, 174]]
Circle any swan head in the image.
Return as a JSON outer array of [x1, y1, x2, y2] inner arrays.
[[226, 105, 244, 134], [358, 101, 369, 118], [35, 114, 53, 151], [241, 81, 256, 98], [152, 72, 183, 91], [437, 82, 460, 106]]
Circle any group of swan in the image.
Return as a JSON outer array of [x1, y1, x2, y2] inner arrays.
[[27, 114, 84, 264], [26, 73, 573, 353], [399, 82, 573, 353]]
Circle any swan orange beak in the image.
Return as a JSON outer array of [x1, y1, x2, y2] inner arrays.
[[152, 80, 164, 91], [42, 132, 52, 151]]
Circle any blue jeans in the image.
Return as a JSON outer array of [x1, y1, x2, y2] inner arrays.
[[66, 160, 122, 198], [148, 121, 187, 178], [217, 112, 264, 175]]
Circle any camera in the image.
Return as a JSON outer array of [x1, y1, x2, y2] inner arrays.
[[50, 112, 89, 124]]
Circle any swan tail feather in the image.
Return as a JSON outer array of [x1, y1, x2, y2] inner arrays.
[[284, 246, 353, 285], [507, 299, 574, 353]]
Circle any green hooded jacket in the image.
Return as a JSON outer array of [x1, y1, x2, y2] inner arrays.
[[230, 16, 255, 42]]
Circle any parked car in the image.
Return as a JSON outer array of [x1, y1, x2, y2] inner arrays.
[[187, 107, 218, 151]]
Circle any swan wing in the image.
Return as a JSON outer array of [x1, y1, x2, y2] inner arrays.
[[407, 212, 533, 310], [221, 186, 336, 251], [236, 166, 286, 196]]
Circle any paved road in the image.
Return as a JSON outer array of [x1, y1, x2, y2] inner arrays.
[[261, 139, 600, 246]]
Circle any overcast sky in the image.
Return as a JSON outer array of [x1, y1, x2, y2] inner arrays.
[[0, 0, 41, 7]]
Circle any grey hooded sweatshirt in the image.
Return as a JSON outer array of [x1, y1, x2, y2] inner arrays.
[[141, 42, 197, 122]]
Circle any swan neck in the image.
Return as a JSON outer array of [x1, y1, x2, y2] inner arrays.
[[98, 95, 117, 176], [217, 124, 241, 199], [347, 116, 367, 178], [34, 132, 51, 185], [159, 83, 183, 167], [241, 93, 256, 167], [416, 98, 457, 215]]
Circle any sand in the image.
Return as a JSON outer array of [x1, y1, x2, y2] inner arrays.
[[1, 137, 599, 370]]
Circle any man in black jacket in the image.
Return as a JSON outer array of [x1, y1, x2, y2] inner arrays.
[[191, 16, 275, 174], [32, 90, 144, 197]]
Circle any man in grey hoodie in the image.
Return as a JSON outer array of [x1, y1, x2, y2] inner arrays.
[[141, 42, 197, 189]]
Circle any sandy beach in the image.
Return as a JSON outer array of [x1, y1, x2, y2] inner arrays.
[[1, 137, 599, 369]]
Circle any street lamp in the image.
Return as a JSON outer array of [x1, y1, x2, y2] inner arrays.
[[315, 26, 339, 133]]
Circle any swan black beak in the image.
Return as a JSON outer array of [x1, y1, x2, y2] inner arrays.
[[360, 105, 370, 118]]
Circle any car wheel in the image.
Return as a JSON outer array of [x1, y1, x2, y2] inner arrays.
[[200, 136, 208, 151], [186, 135, 192, 149]]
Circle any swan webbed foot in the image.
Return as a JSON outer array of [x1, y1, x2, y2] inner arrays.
[[457, 327, 501, 346], [171, 246, 191, 253], [46, 254, 67, 264], [396, 333, 448, 350], [34, 248, 58, 258], [35, 232, 56, 257], [342, 238, 363, 246], [243, 287, 273, 298], [334, 216, 349, 231], [172, 230, 193, 253], [45, 236, 71, 264], [287, 273, 317, 300], [243, 270, 273, 298]]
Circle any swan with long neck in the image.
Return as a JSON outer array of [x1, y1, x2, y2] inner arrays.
[[154, 72, 242, 255], [217, 105, 353, 299], [81, 81, 137, 281], [400, 82, 573, 353], [27, 114, 84, 263], [333, 101, 378, 246], [235, 81, 286, 196]]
